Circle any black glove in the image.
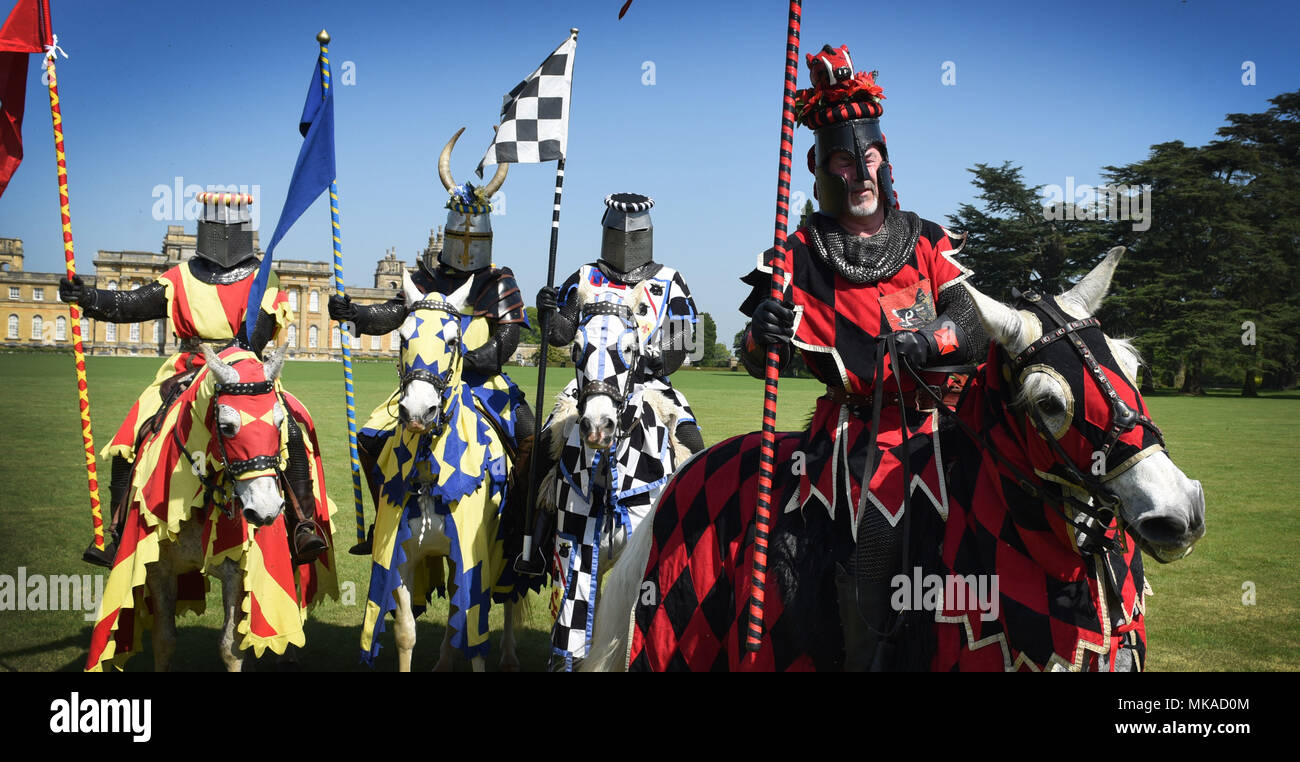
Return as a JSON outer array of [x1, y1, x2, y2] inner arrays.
[[463, 344, 499, 377], [59, 275, 89, 305], [639, 351, 665, 380], [893, 330, 931, 370], [536, 285, 559, 314], [328, 293, 359, 323], [751, 298, 795, 344]]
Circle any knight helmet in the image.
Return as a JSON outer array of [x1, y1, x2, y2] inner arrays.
[[433, 127, 508, 273], [599, 193, 654, 274], [195, 191, 257, 269], [796, 44, 896, 218]]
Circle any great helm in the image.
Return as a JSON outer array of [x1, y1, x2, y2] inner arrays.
[[599, 193, 654, 274], [795, 45, 896, 219], [434, 128, 508, 273], [195, 191, 257, 268]]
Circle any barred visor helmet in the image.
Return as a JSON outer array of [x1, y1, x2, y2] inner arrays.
[[796, 44, 896, 218], [434, 127, 508, 273], [195, 191, 257, 268], [599, 193, 654, 274]]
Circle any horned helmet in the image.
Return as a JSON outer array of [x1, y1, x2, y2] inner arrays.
[[431, 128, 509, 273]]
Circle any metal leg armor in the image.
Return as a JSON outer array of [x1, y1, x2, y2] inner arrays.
[[283, 417, 328, 565]]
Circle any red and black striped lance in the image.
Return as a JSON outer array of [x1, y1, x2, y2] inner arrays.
[[746, 0, 801, 655]]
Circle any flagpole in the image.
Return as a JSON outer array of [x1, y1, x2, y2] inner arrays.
[[42, 36, 104, 550], [517, 27, 578, 574], [315, 29, 365, 547], [746, 0, 801, 654]]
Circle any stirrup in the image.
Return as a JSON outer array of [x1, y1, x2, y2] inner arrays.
[[81, 536, 118, 569], [348, 524, 374, 556], [291, 522, 328, 565]]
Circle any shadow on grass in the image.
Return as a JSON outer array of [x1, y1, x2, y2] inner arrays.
[[1, 613, 557, 673]]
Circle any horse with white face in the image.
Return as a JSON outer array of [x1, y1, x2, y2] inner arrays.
[[536, 296, 693, 669], [359, 271, 521, 673], [87, 344, 336, 672], [588, 247, 1205, 672]]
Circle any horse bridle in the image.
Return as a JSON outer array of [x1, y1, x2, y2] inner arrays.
[[171, 355, 286, 519], [1012, 291, 1167, 506], [576, 301, 639, 418], [396, 298, 463, 433], [899, 291, 1165, 556]]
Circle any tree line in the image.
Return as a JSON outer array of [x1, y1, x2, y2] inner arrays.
[[950, 90, 1298, 396]]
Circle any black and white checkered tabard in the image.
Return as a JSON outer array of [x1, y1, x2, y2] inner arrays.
[[546, 383, 684, 669], [477, 34, 576, 174]]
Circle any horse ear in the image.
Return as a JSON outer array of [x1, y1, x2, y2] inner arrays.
[[1063, 246, 1125, 316], [962, 281, 1028, 352], [263, 343, 287, 382], [201, 343, 240, 386], [401, 269, 422, 307]]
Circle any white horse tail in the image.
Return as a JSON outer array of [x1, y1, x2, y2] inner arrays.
[[581, 499, 658, 672]]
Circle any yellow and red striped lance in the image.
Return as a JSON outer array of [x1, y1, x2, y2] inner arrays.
[[43, 40, 105, 550]]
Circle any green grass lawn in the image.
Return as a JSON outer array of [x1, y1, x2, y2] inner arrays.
[[0, 353, 1295, 671]]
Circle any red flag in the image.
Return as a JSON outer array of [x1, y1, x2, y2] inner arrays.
[[0, 0, 53, 199]]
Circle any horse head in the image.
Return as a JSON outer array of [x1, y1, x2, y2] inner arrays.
[[200, 343, 289, 527], [397, 269, 464, 436], [573, 299, 642, 451], [963, 247, 1206, 563]]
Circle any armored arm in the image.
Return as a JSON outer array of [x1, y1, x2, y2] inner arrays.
[[464, 319, 521, 377], [62, 278, 168, 323], [329, 293, 407, 337], [894, 285, 989, 370]]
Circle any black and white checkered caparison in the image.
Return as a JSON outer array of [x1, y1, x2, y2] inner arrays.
[[477, 34, 577, 176]]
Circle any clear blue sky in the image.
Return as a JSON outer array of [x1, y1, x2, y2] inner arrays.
[[1, 0, 1296, 344]]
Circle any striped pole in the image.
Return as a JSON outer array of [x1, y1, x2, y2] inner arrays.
[[746, 0, 801, 654], [317, 30, 365, 545], [45, 50, 104, 550]]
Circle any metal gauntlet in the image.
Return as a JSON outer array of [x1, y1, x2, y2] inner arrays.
[[80, 281, 169, 323]]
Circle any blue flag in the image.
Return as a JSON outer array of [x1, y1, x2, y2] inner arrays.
[[245, 55, 335, 341]]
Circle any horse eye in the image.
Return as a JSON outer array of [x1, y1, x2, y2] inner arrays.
[[1038, 397, 1065, 415]]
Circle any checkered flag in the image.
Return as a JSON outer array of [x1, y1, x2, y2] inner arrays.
[[477, 31, 577, 176]]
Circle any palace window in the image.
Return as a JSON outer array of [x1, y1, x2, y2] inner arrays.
[[31, 315, 42, 339], [331, 326, 340, 348], [309, 290, 319, 312], [105, 323, 116, 342], [9, 287, 19, 300], [55, 316, 66, 341], [130, 323, 140, 343], [7, 314, 17, 338], [389, 332, 399, 351], [287, 324, 298, 347], [32, 288, 43, 301], [80, 319, 88, 339], [370, 334, 380, 350], [107, 281, 117, 291], [308, 325, 319, 348], [288, 289, 299, 312]]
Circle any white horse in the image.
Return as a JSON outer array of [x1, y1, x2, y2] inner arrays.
[[89, 345, 335, 672], [537, 295, 694, 669], [361, 273, 520, 672], [585, 249, 1206, 671]]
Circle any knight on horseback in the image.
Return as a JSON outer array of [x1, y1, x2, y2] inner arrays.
[[60, 191, 329, 568], [328, 128, 535, 558], [523, 192, 705, 668], [735, 45, 990, 670]]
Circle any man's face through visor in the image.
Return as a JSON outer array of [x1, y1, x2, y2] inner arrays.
[[813, 117, 892, 219]]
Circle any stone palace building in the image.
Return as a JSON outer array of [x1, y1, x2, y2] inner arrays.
[[0, 227, 539, 363]]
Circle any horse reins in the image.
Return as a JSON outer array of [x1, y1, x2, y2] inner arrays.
[[576, 302, 639, 439], [898, 291, 1166, 556]]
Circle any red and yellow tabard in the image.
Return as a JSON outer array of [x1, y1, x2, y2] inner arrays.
[[103, 264, 293, 461]]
